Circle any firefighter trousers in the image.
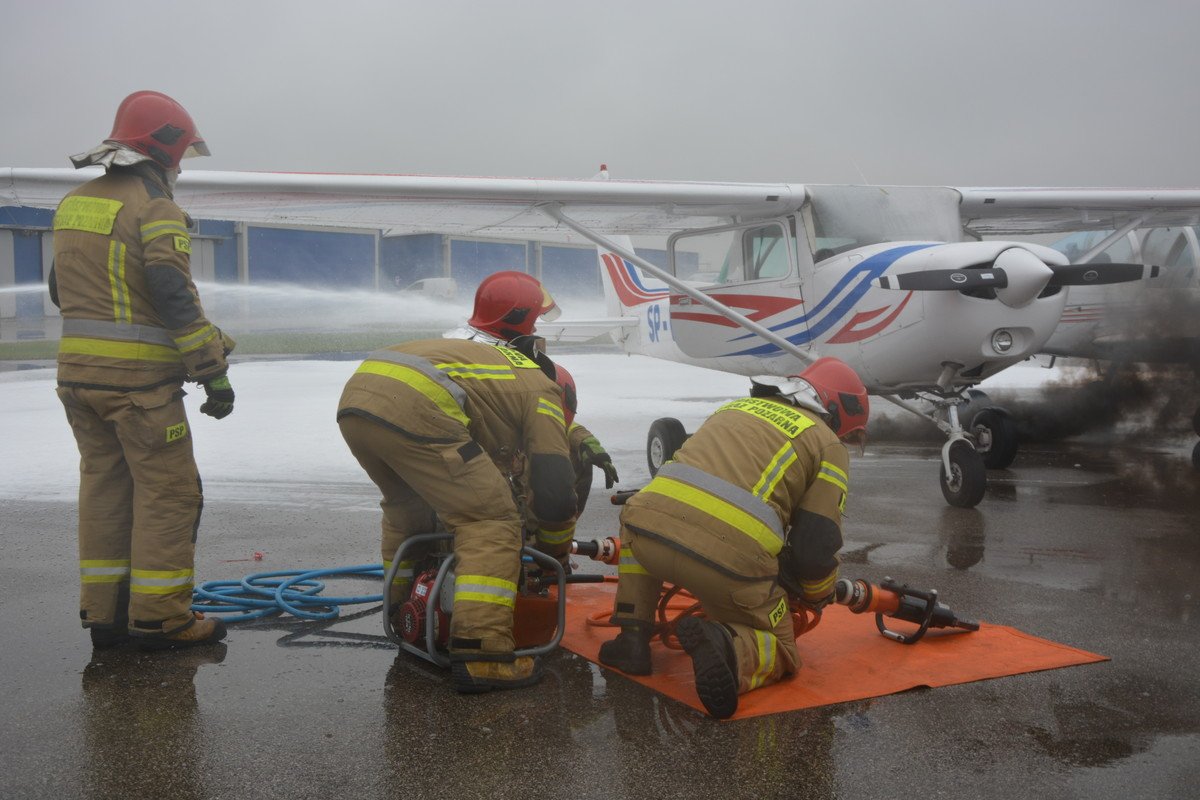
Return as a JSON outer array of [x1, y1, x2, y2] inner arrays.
[[612, 524, 799, 693], [57, 384, 202, 634], [339, 414, 523, 657]]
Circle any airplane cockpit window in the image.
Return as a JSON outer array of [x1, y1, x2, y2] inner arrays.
[[674, 221, 794, 285], [1052, 230, 1135, 263], [742, 224, 791, 280], [806, 185, 961, 257]]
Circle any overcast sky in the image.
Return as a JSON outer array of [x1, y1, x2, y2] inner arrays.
[[4, 0, 1199, 188]]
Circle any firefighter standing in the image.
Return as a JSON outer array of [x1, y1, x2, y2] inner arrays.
[[51, 91, 234, 650], [598, 358, 869, 718], [339, 274, 577, 692]]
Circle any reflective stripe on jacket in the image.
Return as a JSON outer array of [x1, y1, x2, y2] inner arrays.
[[51, 165, 229, 390], [622, 397, 847, 582]]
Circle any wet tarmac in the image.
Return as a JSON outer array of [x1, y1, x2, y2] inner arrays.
[[2, 435, 1198, 799]]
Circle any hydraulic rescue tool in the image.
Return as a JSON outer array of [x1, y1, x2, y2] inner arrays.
[[833, 577, 980, 644], [383, 533, 620, 665]]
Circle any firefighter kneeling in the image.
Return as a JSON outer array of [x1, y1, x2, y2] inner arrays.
[[338, 272, 577, 692], [599, 358, 869, 718]]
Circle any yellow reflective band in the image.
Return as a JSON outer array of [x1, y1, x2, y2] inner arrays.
[[817, 461, 848, 494], [383, 559, 415, 584], [106, 241, 131, 324], [54, 196, 123, 235], [492, 346, 539, 369], [537, 524, 575, 545], [59, 336, 184, 363], [130, 567, 194, 594], [643, 477, 783, 556], [80, 559, 131, 584], [752, 441, 798, 499], [131, 568, 193, 579], [537, 397, 566, 425], [356, 360, 470, 426], [801, 572, 837, 600], [721, 398, 816, 438], [173, 324, 218, 353], [618, 546, 650, 576], [454, 574, 517, 608], [750, 630, 778, 689], [435, 362, 516, 380], [140, 219, 190, 243]]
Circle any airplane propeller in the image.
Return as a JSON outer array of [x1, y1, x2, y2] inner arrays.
[[874, 247, 1161, 307]]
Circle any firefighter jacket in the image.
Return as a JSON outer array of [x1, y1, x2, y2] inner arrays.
[[337, 339, 578, 533], [49, 164, 231, 391], [622, 397, 849, 604]]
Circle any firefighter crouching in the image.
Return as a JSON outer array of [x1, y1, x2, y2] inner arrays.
[[598, 358, 869, 718], [339, 276, 577, 693], [51, 91, 235, 651]]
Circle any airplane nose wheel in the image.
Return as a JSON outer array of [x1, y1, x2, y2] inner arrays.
[[647, 417, 689, 477], [940, 441, 987, 508]]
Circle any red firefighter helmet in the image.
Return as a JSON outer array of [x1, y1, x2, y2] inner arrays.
[[554, 363, 578, 427], [107, 90, 210, 169], [752, 357, 869, 444], [468, 271, 560, 340]]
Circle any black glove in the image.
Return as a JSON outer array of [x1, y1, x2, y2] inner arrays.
[[200, 375, 235, 419], [579, 434, 619, 489]]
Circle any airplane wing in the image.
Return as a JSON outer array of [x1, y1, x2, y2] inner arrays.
[[958, 187, 1200, 236], [0, 167, 806, 238]]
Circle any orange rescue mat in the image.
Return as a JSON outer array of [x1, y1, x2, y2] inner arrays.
[[557, 580, 1108, 720]]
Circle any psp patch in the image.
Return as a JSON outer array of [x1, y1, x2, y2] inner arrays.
[[173, 235, 191, 254], [769, 596, 788, 627], [166, 422, 188, 443]]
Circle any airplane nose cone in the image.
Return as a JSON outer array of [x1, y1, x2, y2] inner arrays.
[[993, 248, 1054, 308]]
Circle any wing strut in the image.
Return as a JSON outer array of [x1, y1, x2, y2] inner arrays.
[[537, 203, 816, 367], [1077, 211, 1157, 264]]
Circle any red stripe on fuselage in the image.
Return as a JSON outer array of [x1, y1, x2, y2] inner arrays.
[[826, 292, 913, 344]]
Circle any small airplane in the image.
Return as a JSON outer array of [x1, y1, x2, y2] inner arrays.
[[1042, 225, 1200, 468], [4, 166, 1199, 505]]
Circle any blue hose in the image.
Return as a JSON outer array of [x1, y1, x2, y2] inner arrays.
[[192, 564, 384, 623]]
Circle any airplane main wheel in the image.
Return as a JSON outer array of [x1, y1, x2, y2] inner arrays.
[[940, 441, 987, 508], [647, 418, 688, 477], [971, 408, 1019, 470]]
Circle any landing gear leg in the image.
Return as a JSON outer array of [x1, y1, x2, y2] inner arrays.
[[938, 402, 987, 508]]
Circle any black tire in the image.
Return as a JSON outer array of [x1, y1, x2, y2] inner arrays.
[[971, 407, 1019, 470], [940, 441, 987, 508], [647, 418, 688, 477], [1192, 440, 1200, 471]]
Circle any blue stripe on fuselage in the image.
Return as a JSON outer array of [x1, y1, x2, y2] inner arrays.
[[726, 244, 936, 356]]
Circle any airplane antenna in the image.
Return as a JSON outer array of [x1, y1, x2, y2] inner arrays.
[[849, 156, 869, 184]]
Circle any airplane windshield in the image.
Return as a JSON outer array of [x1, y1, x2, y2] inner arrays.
[[806, 185, 962, 256]]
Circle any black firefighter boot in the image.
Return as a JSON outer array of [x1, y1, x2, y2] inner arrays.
[[88, 583, 131, 649], [676, 616, 739, 719], [598, 621, 653, 675]]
